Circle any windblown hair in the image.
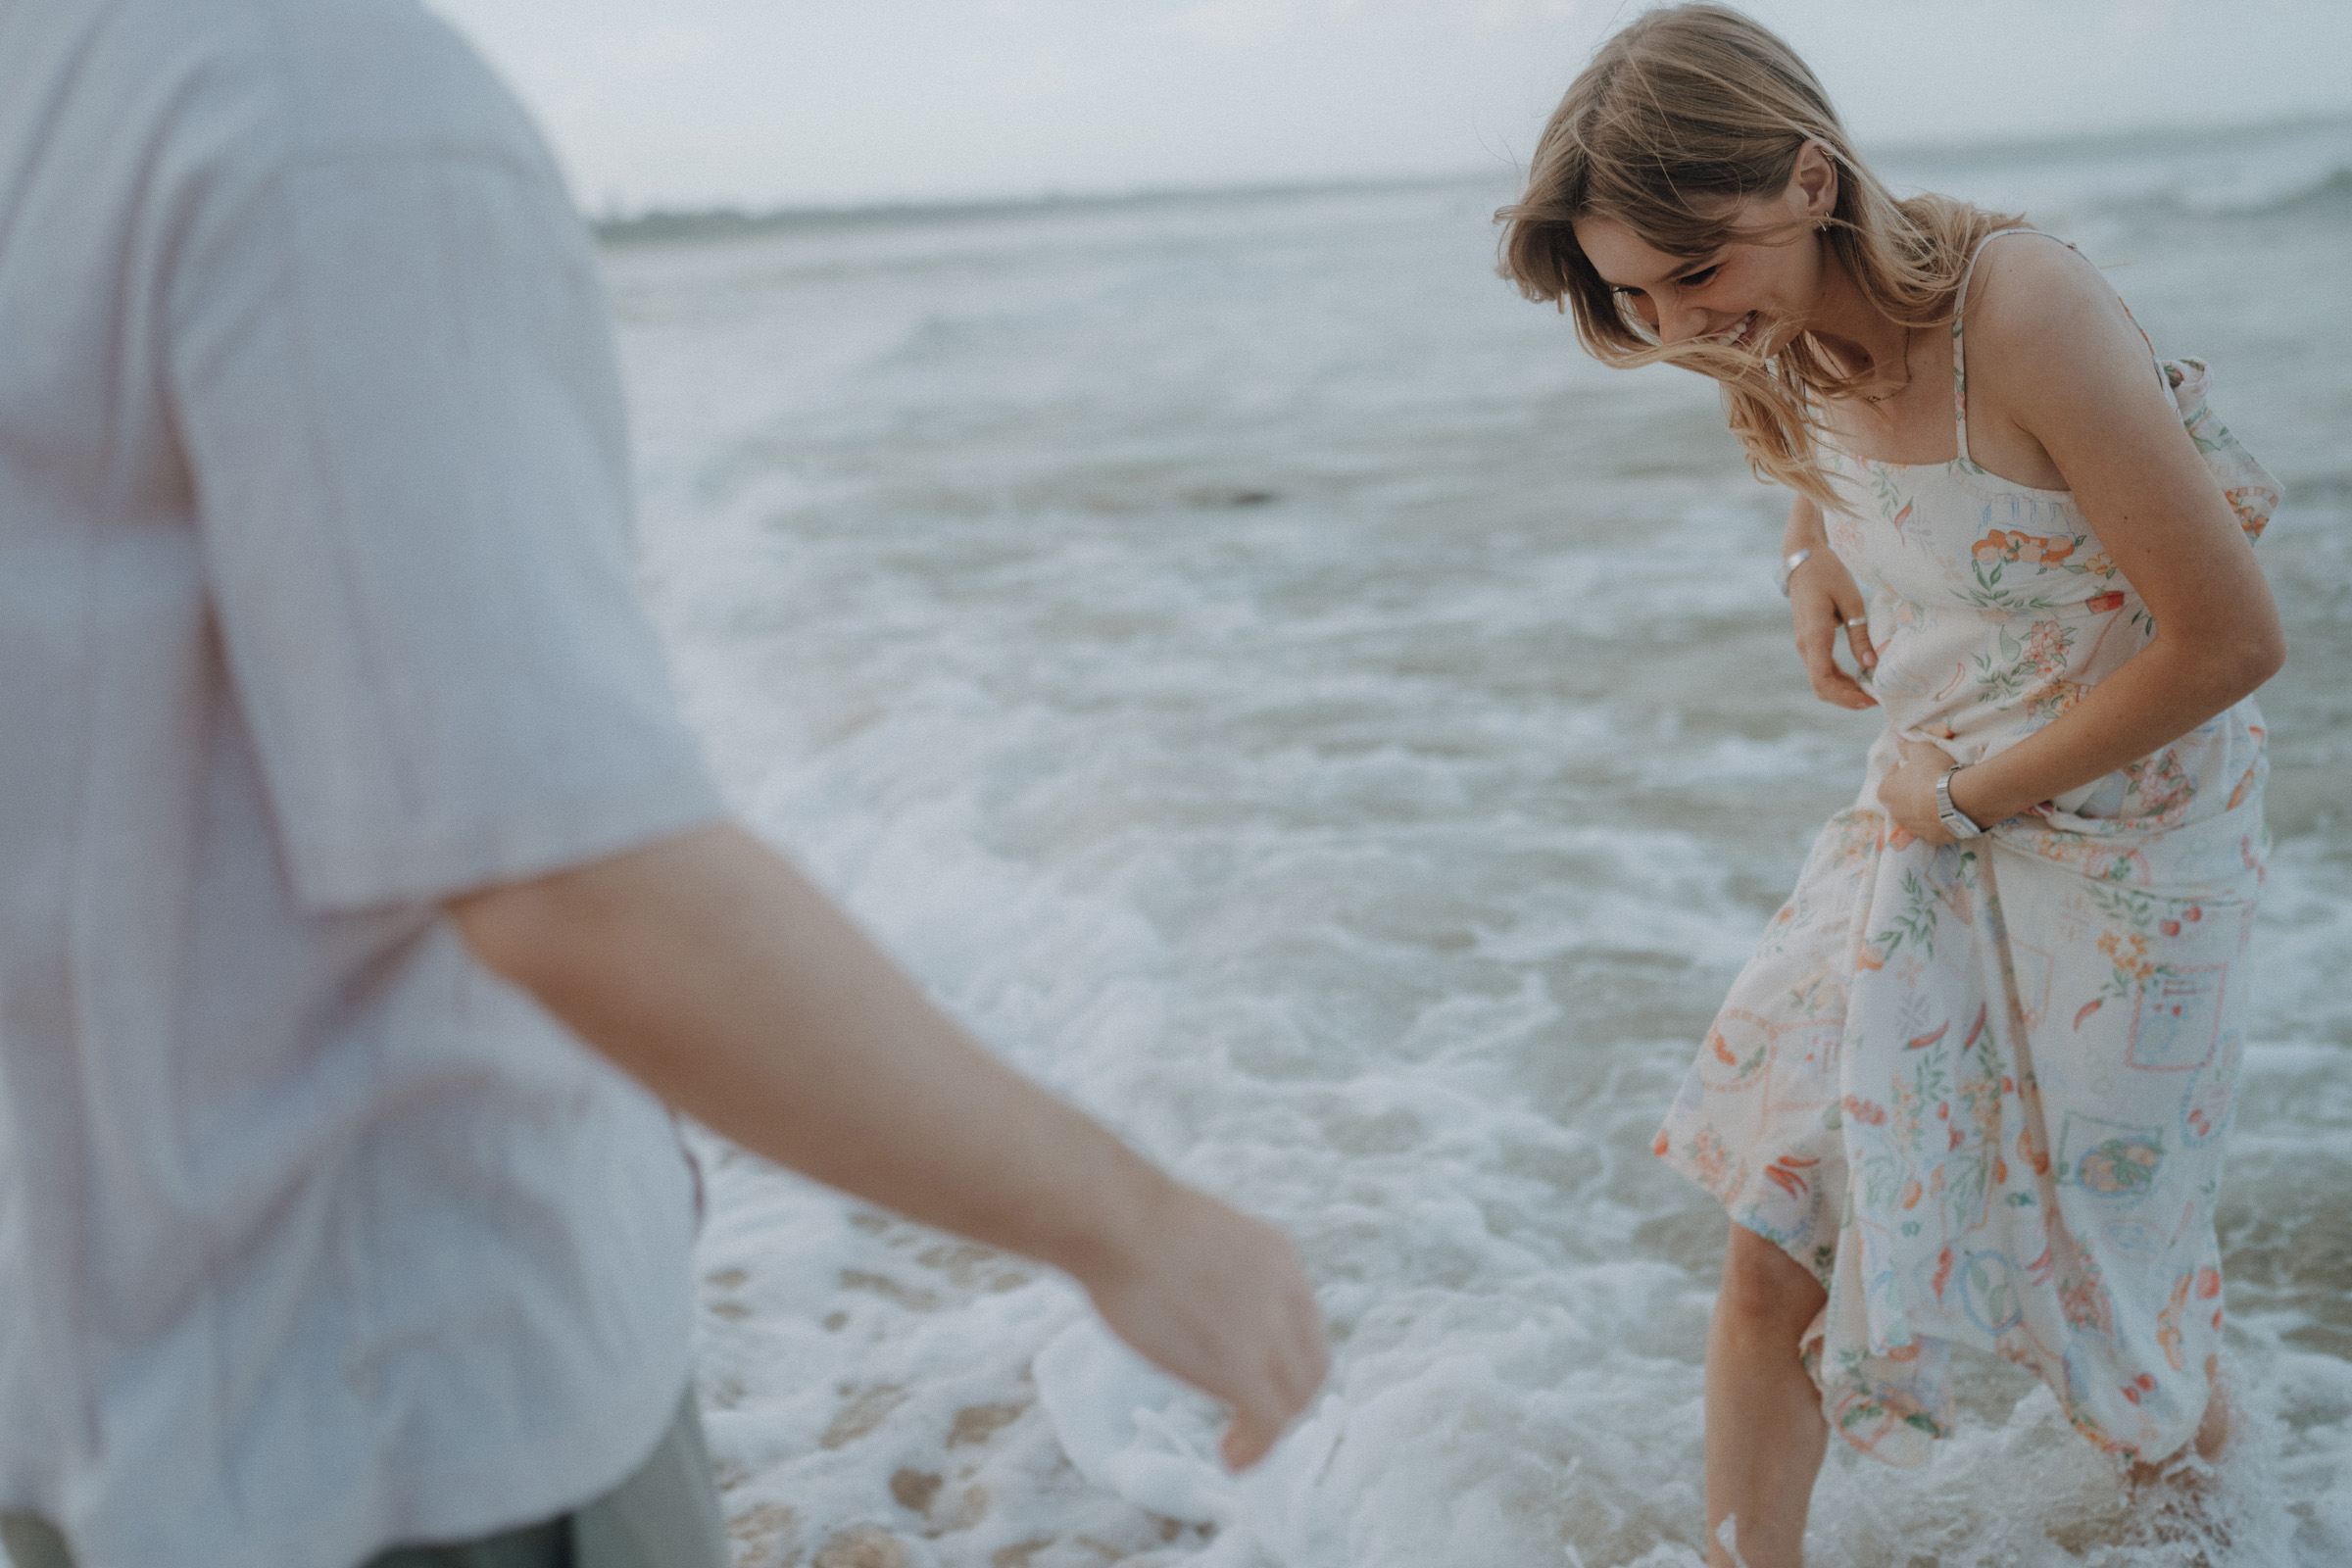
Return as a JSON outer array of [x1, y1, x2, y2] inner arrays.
[[1495, 4, 2021, 510]]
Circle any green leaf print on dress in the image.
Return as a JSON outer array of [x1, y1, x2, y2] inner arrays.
[[1865, 867, 1939, 967]]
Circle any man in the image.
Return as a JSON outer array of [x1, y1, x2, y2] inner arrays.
[[0, 1, 1326, 1564]]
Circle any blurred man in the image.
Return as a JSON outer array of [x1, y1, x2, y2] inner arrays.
[[0, 1, 1325, 1564]]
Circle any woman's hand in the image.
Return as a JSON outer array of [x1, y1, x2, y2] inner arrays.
[[1788, 545, 1877, 710], [1908, 237, 2286, 825], [1878, 736, 1960, 847]]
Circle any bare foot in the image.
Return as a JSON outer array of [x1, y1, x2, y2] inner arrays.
[[2128, 1376, 2231, 1491], [2135, 1454, 2233, 1568], [2122, 1381, 2236, 1568]]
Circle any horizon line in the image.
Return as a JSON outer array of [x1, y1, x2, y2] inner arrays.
[[592, 108, 2352, 248]]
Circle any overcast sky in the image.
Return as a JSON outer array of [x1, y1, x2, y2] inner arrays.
[[423, 0, 2352, 214]]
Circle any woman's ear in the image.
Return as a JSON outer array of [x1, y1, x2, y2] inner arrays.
[[1792, 139, 1838, 223]]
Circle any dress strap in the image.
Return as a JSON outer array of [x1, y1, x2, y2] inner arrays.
[[1951, 227, 2171, 468], [1950, 227, 2070, 468]]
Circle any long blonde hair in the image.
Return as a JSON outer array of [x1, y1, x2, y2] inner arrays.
[[1494, 4, 2020, 510]]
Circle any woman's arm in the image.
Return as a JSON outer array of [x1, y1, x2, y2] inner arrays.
[[447, 823, 1328, 1467], [1784, 494, 1878, 710], [1880, 241, 2285, 844]]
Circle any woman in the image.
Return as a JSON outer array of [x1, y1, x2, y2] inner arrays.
[[1496, 7, 2283, 1565]]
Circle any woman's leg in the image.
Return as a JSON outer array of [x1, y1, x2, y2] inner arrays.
[[2196, 1375, 2231, 1459], [2129, 1367, 2233, 1489], [1705, 1224, 1832, 1568]]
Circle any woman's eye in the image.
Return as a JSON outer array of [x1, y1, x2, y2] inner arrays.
[[1680, 267, 1719, 288]]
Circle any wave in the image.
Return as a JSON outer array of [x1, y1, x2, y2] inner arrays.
[[1871, 114, 2352, 227], [2230, 160, 2352, 218]]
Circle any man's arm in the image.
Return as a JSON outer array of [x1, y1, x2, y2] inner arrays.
[[446, 821, 1326, 1467]]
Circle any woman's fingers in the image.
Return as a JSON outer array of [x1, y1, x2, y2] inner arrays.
[[1787, 552, 1877, 709], [1843, 613, 1877, 675], [1879, 739, 1957, 846], [1792, 588, 1875, 709]]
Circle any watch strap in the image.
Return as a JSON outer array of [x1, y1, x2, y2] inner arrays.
[[1935, 763, 1985, 839]]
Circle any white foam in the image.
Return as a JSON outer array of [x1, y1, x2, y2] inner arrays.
[[611, 135, 2352, 1565]]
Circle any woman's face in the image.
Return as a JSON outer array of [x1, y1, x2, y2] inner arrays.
[[1569, 145, 1838, 357]]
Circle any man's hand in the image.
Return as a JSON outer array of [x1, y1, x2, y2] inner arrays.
[[448, 823, 1327, 1468], [1085, 1185, 1329, 1468], [1789, 549, 1877, 710]]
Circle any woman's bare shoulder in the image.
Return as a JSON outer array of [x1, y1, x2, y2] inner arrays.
[[1962, 236, 2152, 387], [1960, 233, 2172, 433]]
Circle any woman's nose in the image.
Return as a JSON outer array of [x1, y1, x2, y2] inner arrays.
[[1656, 297, 1707, 344]]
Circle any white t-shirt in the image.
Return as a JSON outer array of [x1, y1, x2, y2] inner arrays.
[[0, 2, 728, 1564]]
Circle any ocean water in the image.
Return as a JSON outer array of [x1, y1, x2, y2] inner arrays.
[[606, 117, 2352, 1568]]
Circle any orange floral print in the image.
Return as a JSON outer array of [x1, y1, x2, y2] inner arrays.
[[1969, 528, 2078, 566], [2225, 484, 2278, 539]]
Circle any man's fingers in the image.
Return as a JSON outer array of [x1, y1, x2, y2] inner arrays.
[[1221, 1409, 1278, 1471], [1224, 1341, 1321, 1470], [1215, 1291, 1327, 1471], [1290, 1311, 1331, 1402], [1087, 1193, 1327, 1475]]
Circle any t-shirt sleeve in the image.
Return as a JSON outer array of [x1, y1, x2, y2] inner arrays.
[[166, 123, 725, 911]]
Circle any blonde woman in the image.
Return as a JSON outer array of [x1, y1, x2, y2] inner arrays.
[[1498, 7, 2282, 1564]]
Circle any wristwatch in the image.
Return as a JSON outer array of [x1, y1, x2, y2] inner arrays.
[[1935, 763, 1985, 840]]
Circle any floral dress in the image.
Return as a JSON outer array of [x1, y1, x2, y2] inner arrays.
[[1653, 228, 2281, 1467]]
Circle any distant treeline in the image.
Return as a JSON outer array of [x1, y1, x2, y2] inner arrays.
[[589, 175, 1480, 247]]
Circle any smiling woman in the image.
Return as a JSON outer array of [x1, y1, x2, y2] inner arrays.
[[1497, 7, 2285, 1568], [1494, 19, 2026, 514]]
